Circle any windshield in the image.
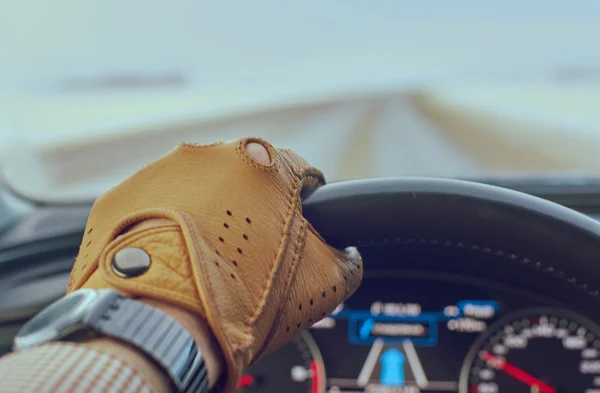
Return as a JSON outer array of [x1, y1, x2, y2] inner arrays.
[[3, 2, 600, 202]]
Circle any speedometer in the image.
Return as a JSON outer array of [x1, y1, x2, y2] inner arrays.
[[459, 307, 600, 393], [236, 330, 326, 393]]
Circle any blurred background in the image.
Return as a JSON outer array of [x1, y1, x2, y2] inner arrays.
[[2, 1, 600, 202]]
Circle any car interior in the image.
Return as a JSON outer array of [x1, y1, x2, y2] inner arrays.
[[5, 3, 600, 392], [3, 177, 600, 392]]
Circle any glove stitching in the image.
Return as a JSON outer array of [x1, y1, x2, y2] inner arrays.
[[101, 226, 202, 312], [174, 211, 221, 316], [181, 140, 225, 149], [277, 218, 307, 328], [118, 227, 189, 280], [177, 211, 252, 388], [252, 215, 307, 360], [235, 138, 278, 172], [245, 179, 300, 327], [117, 227, 192, 282], [161, 229, 193, 280], [173, 211, 251, 350], [71, 214, 159, 292]]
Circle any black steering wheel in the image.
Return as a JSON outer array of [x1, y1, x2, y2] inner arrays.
[[302, 178, 600, 316], [3, 177, 600, 331]]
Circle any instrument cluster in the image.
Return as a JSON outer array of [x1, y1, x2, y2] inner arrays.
[[237, 272, 600, 393]]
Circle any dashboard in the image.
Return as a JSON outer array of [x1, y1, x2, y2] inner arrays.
[[4, 178, 600, 393], [241, 270, 600, 393]]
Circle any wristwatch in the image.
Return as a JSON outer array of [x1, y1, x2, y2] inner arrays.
[[13, 288, 209, 393]]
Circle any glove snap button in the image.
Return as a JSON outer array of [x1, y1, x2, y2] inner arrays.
[[112, 247, 151, 278]]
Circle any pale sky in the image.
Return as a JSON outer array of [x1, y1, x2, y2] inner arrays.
[[3, 1, 600, 95]]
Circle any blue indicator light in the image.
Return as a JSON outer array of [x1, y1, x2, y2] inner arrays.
[[457, 300, 499, 310], [457, 300, 500, 319], [359, 318, 375, 340], [380, 348, 406, 386]]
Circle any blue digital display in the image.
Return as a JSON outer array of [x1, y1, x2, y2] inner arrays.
[[330, 300, 500, 347]]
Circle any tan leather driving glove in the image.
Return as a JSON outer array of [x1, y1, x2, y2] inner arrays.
[[66, 137, 363, 392]]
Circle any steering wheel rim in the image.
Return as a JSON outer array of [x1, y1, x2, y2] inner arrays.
[[302, 178, 600, 308]]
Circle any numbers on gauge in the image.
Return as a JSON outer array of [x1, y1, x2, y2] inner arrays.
[[290, 365, 310, 382], [459, 308, 600, 393]]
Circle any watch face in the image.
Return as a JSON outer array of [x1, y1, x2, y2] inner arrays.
[[14, 289, 98, 351]]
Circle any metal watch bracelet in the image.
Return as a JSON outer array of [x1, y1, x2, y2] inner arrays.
[[13, 289, 209, 393]]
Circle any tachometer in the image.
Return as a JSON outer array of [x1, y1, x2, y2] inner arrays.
[[459, 307, 600, 393], [236, 330, 326, 393]]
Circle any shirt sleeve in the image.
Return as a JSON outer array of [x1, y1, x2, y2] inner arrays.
[[0, 342, 155, 393]]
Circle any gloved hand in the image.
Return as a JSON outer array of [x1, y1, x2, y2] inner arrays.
[[67, 137, 363, 392]]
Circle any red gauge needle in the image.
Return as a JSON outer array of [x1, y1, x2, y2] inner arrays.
[[480, 351, 556, 393], [236, 374, 255, 389]]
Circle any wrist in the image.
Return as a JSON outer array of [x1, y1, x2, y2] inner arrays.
[[86, 218, 226, 390], [120, 220, 225, 387], [82, 298, 224, 392], [83, 337, 173, 393], [141, 298, 224, 388]]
